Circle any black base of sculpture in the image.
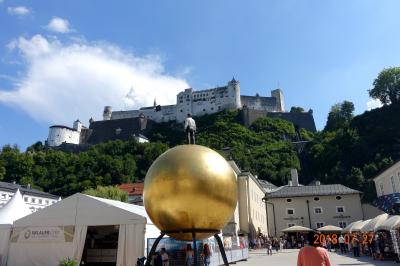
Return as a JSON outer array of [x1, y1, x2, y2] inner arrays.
[[144, 230, 229, 266]]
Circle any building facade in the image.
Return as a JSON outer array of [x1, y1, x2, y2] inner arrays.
[[0, 181, 60, 212], [373, 160, 400, 197], [264, 173, 363, 236]]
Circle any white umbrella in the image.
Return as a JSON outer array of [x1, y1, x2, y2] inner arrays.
[[361, 214, 389, 232], [282, 225, 313, 232], [317, 225, 343, 233]]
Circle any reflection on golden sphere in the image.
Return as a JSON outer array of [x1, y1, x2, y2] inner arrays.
[[144, 145, 237, 241]]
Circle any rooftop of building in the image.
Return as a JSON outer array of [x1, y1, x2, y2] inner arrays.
[[49, 125, 77, 131], [119, 182, 144, 196], [257, 179, 278, 191], [0, 181, 59, 199], [266, 183, 361, 198]]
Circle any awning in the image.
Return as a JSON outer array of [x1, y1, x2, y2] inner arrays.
[[317, 225, 343, 233], [342, 220, 362, 233], [282, 225, 313, 232], [361, 214, 389, 232], [351, 219, 371, 232], [375, 215, 400, 232], [373, 193, 400, 214]]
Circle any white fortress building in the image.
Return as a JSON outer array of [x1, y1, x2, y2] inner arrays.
[[105, 78, 285, 123], [47, 78, 286, 147]]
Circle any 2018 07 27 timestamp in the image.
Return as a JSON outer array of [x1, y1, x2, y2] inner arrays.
[[313, 233, 375, 245]]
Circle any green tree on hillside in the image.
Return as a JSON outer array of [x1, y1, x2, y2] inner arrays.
[[324, 101, 354, 132], [290, 106, 305, 113], [83, 185, 128, 202], [369, 67, 400, 105]]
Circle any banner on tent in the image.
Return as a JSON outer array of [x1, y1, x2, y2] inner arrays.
[[10, 226, 75, 243]]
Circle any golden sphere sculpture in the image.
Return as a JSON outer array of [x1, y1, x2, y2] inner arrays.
[[144, 145, 237, 241]]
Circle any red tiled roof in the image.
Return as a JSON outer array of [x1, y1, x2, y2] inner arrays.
[[119, 182, 144, 196]]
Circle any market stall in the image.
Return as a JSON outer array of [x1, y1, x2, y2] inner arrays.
[[282, 226, 313, 248], [7, 193, 159, 266], [375, 215, 400, 262]]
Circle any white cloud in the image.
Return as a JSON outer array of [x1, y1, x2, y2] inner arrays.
[[7, 6, 30, 16], [0, 35, 189, 125], [366, 98, 382, 110], [46, 17, 71, 33]]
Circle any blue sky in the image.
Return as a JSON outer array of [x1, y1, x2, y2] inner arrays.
[[0, 0, 399, 149]]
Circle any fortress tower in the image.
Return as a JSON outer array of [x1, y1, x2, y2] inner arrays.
[[227, 77, 241, 109], [271, 89, 285, 112], [103, 106, 112, 120]]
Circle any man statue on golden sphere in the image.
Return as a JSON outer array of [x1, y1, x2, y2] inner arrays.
[[143, 145, 237, 241]]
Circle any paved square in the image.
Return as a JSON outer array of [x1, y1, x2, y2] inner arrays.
[[238, 249, 398, 266]]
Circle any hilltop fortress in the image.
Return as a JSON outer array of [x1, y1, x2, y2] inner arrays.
[[47, 78, 316, 147], [103, 78, 285, 123]]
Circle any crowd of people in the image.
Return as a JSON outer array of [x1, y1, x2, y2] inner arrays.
[[250, 233, 309, 254], [249, 231, 399, 264]]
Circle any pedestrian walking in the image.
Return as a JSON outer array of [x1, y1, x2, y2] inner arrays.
[[202, 243, 211, 266], [297, 233, 332, 266], [352, 235, 360, 257], [160, 248, 169, 266], [184, 114, 196, 144], [266, 237, 273, 255], [338, 235, 345, 254], [186, 244, 194, 266]]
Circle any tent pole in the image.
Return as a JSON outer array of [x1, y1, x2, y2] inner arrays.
[[214, 234, 229, 266], [145, 232, 165, 266], [192, 232, 198, 266]]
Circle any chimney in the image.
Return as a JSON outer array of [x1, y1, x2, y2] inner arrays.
[[315, 180, 321, 186], [12, 180, 16, 184], [291, 169, 299, 186], [288, 180, 293, 186], [27, 184, 31, 189]]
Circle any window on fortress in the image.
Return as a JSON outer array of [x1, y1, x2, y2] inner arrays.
[[31, 198, 36, 203], [203, 109, 206, 112], [287, 208, 294, 215], [24, 197, 28, 202]]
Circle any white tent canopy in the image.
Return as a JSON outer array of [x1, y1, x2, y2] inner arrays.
[[361, 213, 389, 233], [0, 189, 31, 225], [375, 215, 400, 232], [342, 220, 362, 233], [0, 189, 31, 266], [350, 219, 371, 233], [7, 193, 159, 266]]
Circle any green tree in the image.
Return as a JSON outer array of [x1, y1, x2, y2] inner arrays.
[[369, 67, 400, 105], [290, 106, 305, 113], [83, 185, 128, 202], [324, 101, 355, 132]]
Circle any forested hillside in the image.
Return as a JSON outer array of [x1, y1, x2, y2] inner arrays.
[[0, 110, 301, 196], [307, 102, 400, 201], [0, 100, 398, 201]]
